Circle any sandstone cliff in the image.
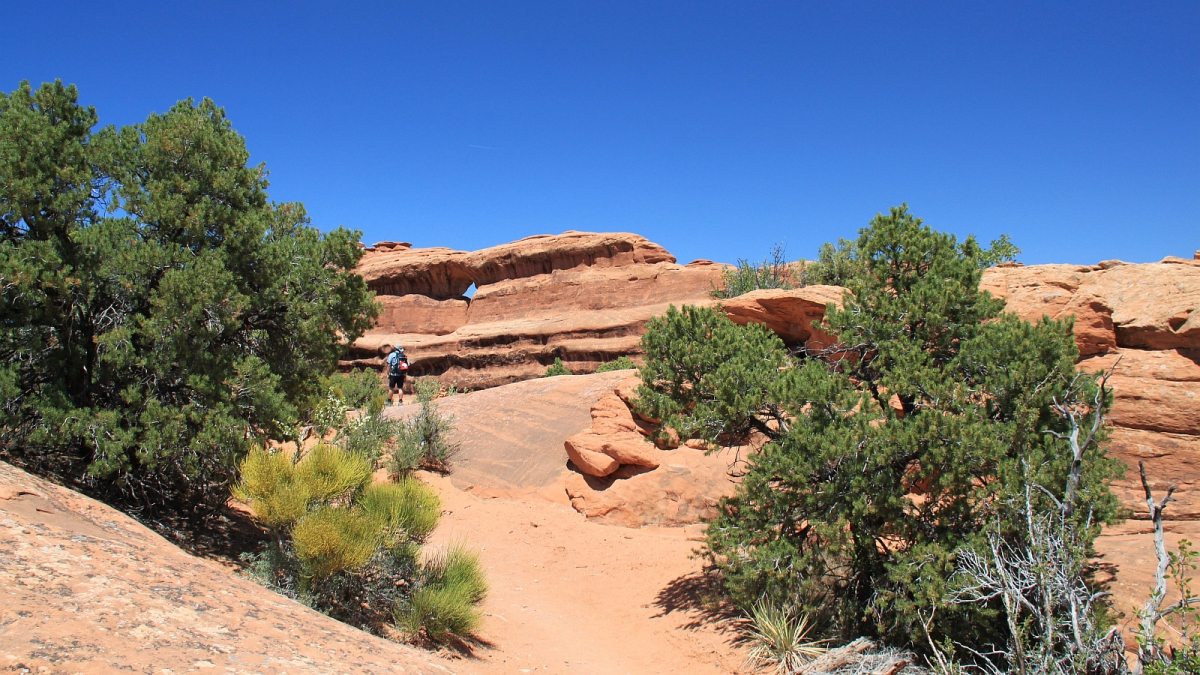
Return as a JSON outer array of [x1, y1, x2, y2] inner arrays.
[[982, 256, 1200, 521], [345, 231, 725, 389]]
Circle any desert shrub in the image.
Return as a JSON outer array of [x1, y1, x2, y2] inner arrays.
[[232, 444, 485, 641], [0, 80, 378, 517], [387, 378, 458, 475], [638, 205, 1121, 658], [396, 544, 489, 641], [595, 356, 639, 373], [324, 369, 388, 413], [711, 242, 801, 299], [545, 357, 572, 376]]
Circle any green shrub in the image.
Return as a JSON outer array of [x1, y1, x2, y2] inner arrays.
[[396, 544, 489, 641], [232, 444, 482, 641], [640, 205, 1121, 657], [293, 443, 373, 504], [711, 242, 801, 299], [359, 479, 441, 544], [545, 357, 572, 376], [595, 356, 638, 373], [324, 369, 388, 414], [0, 81, 378, 517], [292, 507, 379, 579], [387, 380, 458, 475]]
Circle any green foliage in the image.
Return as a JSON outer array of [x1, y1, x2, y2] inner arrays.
[[636, 304, 788, 445], [387, 379, 458, 475], [396, 544, 489, 641], [230, 448, 308, 528], [595, 356, 638, 373], [292, 443, 373, 504], [359, 479, 441, 544], [545, 357, 572, 377], [712, 242, 800, 299], [746, 601, 827, 674], [233, 445, 481, 641], [638, 205, 1121, 656], [1139, 539, 1200, 675], [324, 369, 388, 414], [292, 506, 379, 578], [0, 80, 378, 515]]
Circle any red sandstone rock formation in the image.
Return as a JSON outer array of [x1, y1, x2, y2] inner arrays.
[[720, 285, 846, 348], [346, 231, 725, 389], [982, 257, 1199, 523]]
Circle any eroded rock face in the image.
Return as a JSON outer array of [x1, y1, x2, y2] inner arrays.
[[982, 258, 1200, 355], [720, 285, 846, 348], [346, 232, 724, 390], [981, 258, 1199, 526]]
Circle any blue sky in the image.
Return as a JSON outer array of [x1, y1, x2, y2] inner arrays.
[[5, 2, 1197, 265]]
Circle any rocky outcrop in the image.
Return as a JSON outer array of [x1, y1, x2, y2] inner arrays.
[[345, 232, 725, 390], [983, 257, 1200, 523], [982, 257, 1200, 356], [0, 461, 458, 674], [720, 285, 846, 348]]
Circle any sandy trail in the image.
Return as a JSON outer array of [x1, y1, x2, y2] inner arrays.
[[421, 473, 748, 675]]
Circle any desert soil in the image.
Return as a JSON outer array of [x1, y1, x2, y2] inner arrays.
[[421, 473, 748, 675]]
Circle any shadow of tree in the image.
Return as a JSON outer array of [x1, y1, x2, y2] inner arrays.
[[652, 570, 751, 643]]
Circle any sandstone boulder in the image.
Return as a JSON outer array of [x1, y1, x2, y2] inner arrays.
[[720, 285, 846, 347], [563, 446, 738, 527]]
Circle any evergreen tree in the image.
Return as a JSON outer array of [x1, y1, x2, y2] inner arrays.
[[0, 81, 378, 514], [637, 205, 1122, 652]]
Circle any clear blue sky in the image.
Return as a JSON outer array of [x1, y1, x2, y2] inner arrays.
[[5, 2, 1197, 265]]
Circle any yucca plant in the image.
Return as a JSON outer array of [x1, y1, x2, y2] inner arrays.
[[745, 600, 827, 674]]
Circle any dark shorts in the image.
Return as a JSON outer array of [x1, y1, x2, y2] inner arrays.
[[388, 374, 406, 389]]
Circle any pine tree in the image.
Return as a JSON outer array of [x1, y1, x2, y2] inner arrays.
[[0, 81, 378, 514], [637, 205, 1123, 652]]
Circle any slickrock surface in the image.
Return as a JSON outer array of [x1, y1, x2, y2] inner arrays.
[[0, 462, 461, 675], [345, 232, 725, 390], [388, 372, 737, 528]]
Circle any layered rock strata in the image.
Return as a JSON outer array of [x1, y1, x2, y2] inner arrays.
[[982, 257, 1200, 521], [345, 231, 725, 390]]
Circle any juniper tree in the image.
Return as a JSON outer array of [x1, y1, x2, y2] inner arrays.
[[637, 205, 1122, 654], [0, 81, 378, 514]]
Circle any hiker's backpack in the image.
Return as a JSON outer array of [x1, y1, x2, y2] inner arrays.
[[389, 350, 410, 376]]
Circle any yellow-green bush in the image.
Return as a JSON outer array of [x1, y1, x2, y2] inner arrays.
[[231, 448, 308, 528], [396, 544, 488, 641], [234, 443, 486, 644], [293, 443, 373, 504], [359, 478, 441, 544], [291, 507, 379, 579]]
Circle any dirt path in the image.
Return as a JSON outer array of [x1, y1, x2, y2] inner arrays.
[[421, 473, 748, 675]]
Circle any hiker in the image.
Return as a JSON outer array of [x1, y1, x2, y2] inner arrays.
[[380, 343, 410, 406]]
